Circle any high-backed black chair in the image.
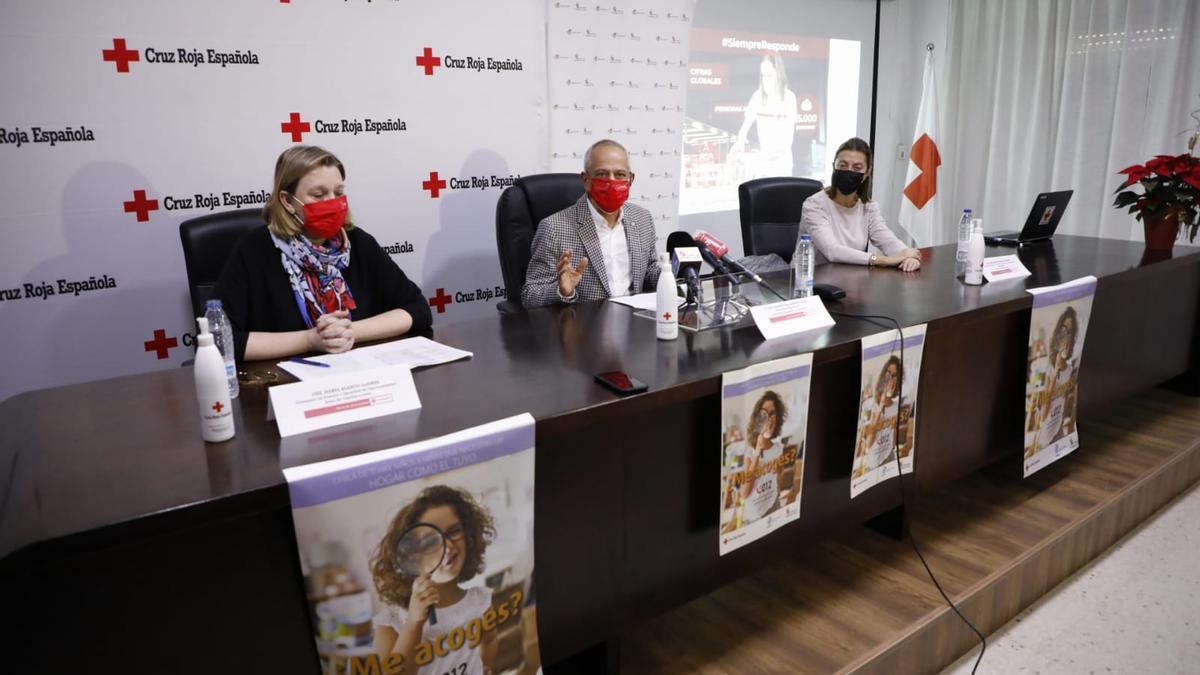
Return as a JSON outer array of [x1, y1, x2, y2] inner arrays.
[[494, 173, 586, 313], [179, 208, 262, 319], [738, 177, 823, 263]]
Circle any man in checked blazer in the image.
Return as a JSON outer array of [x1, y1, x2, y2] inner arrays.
[[522, 139, 661, 307]]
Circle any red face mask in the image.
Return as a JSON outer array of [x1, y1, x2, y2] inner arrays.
[[588, 177, 630, 214], [291, 194, 348, 240]]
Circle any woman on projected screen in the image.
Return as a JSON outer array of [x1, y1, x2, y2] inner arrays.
[[801, 137, 922, 270], [215, 145, 431, 362], [730, 53, 798, 179]]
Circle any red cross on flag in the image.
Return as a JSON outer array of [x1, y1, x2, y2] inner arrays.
[[898, 50, 942, 247]]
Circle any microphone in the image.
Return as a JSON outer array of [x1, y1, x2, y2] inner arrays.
[[666, 231, 704, 304], [693, 231, 788, 301], [694, 239, 735, 277]]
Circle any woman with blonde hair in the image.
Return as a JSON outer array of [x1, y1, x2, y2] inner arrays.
[[216, 145, 430, 360]]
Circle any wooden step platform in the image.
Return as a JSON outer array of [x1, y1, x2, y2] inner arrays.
[[618, 388, 1200, 674]]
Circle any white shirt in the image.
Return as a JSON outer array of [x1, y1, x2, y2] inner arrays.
[[740, 438, 783, 523], [866, 398, 899, 471], [373, 585, 491, 675], [587, 198, 631, 297]]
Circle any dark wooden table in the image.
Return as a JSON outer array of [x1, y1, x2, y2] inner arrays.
[[2, 237, 1197, 673]]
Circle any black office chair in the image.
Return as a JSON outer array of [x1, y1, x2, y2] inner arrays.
[[494, 173, 586, 313], [179, 208, 262, 319], [738, 177, 823, 263]]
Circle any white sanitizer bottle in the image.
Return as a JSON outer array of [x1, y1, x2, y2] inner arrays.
[[964, 218, 986, 286], [194, 317, 235, 442], [656, 252, 679, 340]]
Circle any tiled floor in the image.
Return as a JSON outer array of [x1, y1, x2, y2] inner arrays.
[[942, 483, 1200, 674]]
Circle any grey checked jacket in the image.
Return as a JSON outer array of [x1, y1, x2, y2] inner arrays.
[[521, 195, 661, 308]]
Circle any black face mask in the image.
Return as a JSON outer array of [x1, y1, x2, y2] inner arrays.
[[832, 169, 866, 196]]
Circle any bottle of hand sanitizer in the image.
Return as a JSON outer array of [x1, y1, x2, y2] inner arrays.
[[656, 252, 679, 340], [964, 218, 985, 286], [194, 317, 235, 442]]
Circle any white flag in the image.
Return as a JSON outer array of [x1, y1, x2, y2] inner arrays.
[[898, 50, 942, 247]]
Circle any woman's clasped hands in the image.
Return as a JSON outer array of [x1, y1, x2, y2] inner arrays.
[[308, 309, 354, 354]]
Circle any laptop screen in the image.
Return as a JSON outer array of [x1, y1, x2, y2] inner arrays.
[[1017, 190, 1074, 241]]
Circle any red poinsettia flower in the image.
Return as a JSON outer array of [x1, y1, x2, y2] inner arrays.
[[1181, 170, 1200, 191], [1169, 155, 1192, 175], [1114, 151, 1199, 243], [1117, 163, 1150, 185]]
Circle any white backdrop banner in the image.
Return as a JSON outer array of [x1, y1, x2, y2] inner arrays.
[[546, 0, 695, 244], [0, 1, 547, 401]]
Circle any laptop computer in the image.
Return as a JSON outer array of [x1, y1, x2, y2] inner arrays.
[[985, 190, 1074, 245]]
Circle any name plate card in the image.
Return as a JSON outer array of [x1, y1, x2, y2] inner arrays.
[[982, 254, 1032, 283], [750, 296, 835, 340], [268, 364, 420, 437]]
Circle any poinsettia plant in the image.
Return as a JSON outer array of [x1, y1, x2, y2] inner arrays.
[[1113, 152, 1200, 243]]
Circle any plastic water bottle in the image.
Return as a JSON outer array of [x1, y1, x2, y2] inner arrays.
[[655, 252, 678, 340], [205, 299, 239, 398], [194, 317, 235, 442], [792, 234, 814, 298], [955, 208, 973, 277]]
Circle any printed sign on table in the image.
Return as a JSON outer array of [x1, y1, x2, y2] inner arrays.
[[283, 414, 540, 675], [850, 324, 927, 498], [1023, 277, 1097, 477], [982, 254, 1032, 282], [749, 295, 835, 340], [719, 354, 813, 555]]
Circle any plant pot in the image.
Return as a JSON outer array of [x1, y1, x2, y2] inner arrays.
[[1143, 210, 1181, 253]]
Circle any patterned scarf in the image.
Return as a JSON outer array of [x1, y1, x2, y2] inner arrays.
[[270, 230, 357, 328]]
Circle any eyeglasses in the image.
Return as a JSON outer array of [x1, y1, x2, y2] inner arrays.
[[757, 407, 778, 422], [237, 369, 279, 386], [443, 523, 466, 542]]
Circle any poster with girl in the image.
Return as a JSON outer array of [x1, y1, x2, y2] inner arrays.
[[719, 354, 813, 555], [850, 324, 927, 498], [1023, 277, 1097, 477], [282, 414, 540, 675]]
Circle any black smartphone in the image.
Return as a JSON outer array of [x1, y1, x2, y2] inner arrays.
[[594, 371, 648, 395]]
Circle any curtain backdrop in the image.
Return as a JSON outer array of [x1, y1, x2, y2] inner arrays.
[[941, 0, 1200, 244]]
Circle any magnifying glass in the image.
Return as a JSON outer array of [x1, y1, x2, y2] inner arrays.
[[394, 523, 448, 626], [755, 409, 769, 429]]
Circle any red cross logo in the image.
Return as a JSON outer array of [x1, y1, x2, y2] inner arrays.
[[416, 47, 441, 75], [212, 401, 225, 413], [102, 38, 139, 73], [422, 171, 447, 198], [281, 112, 311, 142], [124, 189, 159, 222], [903, 133, 941, 209], [662, 311, 672, 321], [429, 288, 453, 313], [143, 329, 178, 359]]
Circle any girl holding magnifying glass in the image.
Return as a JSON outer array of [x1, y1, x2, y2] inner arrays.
[[738, 390, 790, 525], [371, 486, 497, 674], [857, 355, 903, 474]]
